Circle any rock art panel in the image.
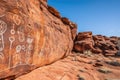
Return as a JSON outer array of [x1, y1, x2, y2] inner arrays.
[[0, 13, 36, 69], [0, 0, 73, 79]]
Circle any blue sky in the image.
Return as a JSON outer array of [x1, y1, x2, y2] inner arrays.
[[48, 0, 120, 37]]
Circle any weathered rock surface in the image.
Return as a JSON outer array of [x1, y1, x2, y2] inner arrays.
[[74, 32, 119, 55], [0, 0, 77, 79], [0, 0, 119, 80], [15, 53, 120, 80], [61, 17, 77, 40], [74, 32, 94, 53]]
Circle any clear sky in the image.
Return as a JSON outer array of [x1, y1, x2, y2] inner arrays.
[[48, 0, 120, 37]]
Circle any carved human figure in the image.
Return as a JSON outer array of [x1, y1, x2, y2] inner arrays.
[[26, 35, 34, 64], [17, 26, 25, 42], [0, 20, 7, 60], [14, 45, 22, 65], [21, 45, 26, 51]]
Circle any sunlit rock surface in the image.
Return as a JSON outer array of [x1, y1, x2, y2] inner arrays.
[[74, 32, 119, 55], [0, 0, 76, 79]]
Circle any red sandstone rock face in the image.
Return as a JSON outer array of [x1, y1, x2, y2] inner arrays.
[[93, 35, 118, 55], [48, 6, 61, 18], [0, 0, 119, 79], [0, 0, 76, 79], [74, 32, 94, 52], [74, 32, 119, 55]]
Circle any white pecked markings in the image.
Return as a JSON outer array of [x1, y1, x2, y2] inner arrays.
[[16, 45, 22, 64], [17, 26, 25, 42], [0, 20, 7, 60], [26, 36, 34, 64], [0, 20, 7, 51], [10, 24, 16, 35], [9, 36, 15, 50]]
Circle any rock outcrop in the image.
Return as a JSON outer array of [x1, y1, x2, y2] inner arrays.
[[74, 32, 94, 53], [74, 32, 119, 55], [0, 0, 77, 79]]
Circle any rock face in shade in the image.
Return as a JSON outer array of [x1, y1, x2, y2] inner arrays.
[[0, 0, 77, 79], [74, 32, 119, 55]]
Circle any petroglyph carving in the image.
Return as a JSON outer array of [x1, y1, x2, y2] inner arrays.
[[13, 14, 21, 25], [26, 36, 34, 64], [15, 45, 22, 65], [0, 20, 7, 33], [10, 24, 16, 35], [0, 7, 6, 17], [0, 52, 4, 62], [16, 1, 22, 8], [0, 20, 7, 52], [8, 36, 15, 67], [27, 36, 34, 44], [16, 45, 21, 53], [21, 45, 26, 51], [14, 44, 26, 65], [17, 26, 25, 42], [8, 24, 16, 68], [9, 36, 15, 50]]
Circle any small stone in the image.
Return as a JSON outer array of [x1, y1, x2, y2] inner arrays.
[[93, 62, 103, 67], [84, 50, 93, 57], [79, 69, 85, 72], [87, 61, 93, 64], [105, 61, 120, 66], [78, 77, 85, 80], [98, 68, 112, 74], [77, 75, 85, 80], [96, 60, 101, 62]]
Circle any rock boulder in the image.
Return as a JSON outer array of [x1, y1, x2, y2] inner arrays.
[[0, 0, 76, 79], [74, 32, 94, 52]]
